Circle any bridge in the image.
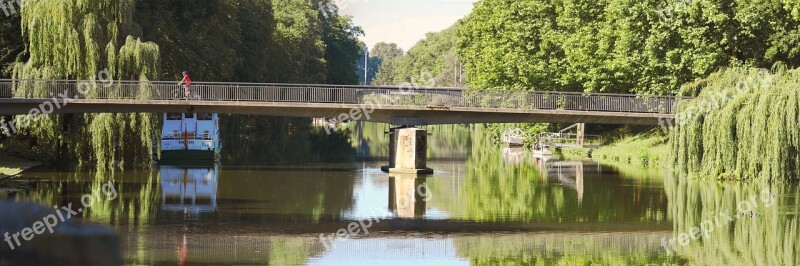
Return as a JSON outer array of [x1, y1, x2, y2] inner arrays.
[[0, 79, 686, 173], [0, 79, 680, 125]]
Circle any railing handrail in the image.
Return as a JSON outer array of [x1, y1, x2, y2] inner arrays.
[[0, 79, 690, 99], [0, 79, 689, 114]]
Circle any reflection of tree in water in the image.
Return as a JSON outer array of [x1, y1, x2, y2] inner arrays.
[[665, 176, 800, 265], [9, 170, 159, 226], [220, 115, 357, 165], [214, 168, 355, 222], [435, 127, 669, 223], [11, 168, 343, 265], [453, 233, 687, 265]]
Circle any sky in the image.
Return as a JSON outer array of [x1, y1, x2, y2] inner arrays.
[[337, 0, 478, 51]]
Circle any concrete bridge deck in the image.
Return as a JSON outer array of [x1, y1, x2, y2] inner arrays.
[[0, 79, 682, 125]]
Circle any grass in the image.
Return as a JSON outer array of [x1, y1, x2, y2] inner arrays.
[[0, 153, 40, 177], [585, 129, 669, 168], [0, 167, 23, 176]]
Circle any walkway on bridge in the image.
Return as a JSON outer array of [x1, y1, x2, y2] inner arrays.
[[0, 79, 683, 125]]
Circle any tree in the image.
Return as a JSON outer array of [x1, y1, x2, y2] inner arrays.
[[370, 42, 404, 85], [136, 0, 241, 81], [457, 0, 800, 94], [233, 0, 276, 82], [0, 11, 24, 78], [12, 0, 161, 169], [316, 0, 364, 85], [397, 24, 464, 87]]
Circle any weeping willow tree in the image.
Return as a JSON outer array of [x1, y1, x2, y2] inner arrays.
[[671, 66, 800, 182], [12, 0, 160, 169]]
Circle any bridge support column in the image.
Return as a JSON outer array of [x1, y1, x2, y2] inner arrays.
[[381, 127, 433, 174]]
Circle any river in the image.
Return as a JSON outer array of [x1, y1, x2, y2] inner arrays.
[[2, 122, 798, 265]]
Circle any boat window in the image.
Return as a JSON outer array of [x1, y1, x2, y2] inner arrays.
[[184, 113, 195, 119], [197, 113, 213, 120], [167, 113, 182, 120]]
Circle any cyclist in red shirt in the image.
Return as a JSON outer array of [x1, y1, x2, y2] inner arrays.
[[179, 71, 192, 100]]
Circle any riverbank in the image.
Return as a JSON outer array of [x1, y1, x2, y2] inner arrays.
[[0, 153, 40, 177], [0, 153, 41, 193], [562, 129, 669, 168]]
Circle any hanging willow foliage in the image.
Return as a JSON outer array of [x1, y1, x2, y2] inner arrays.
[[13, 0, 160, 170], [671, 66, 800, 183]]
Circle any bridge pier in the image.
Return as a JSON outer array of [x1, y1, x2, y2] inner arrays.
[[381, 127, 433, 174]]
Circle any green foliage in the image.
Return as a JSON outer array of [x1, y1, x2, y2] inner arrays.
[[0, 10, 24, 78], [317, 1, 364, 85], [671, 66, 800, 182], [9, 0, 161, 170], [594, 130, 670, 167], [457, 0, 800, 94], [457, 0, 564, 91], [373, 23, 465, 87], [270, 0, 326, 83], [135, 0, 241, 81], [369, 42, 404, 85], [136, 0, 362, 83], [3, 0, 363, 169]]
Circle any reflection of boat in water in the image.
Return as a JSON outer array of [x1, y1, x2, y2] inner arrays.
[[502, 147, 527, 164], [502, 128, 526, 147], [532, 141, 553, 159], [160, 165, 219, 213], [160, 113, 221, 162]]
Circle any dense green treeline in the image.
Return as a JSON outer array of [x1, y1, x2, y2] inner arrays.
[[372, 0, 800, 94], [458, 0, 800, 94], [372, 23, 465, 87], [368, 42, 404, 85], [0, 11, 24, 78], [1, 0, 363, 169], [135, 0, 362, 83]]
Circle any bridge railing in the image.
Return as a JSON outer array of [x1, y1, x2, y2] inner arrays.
[[0, 79, 684, 114], [538, 132, 602, 148]]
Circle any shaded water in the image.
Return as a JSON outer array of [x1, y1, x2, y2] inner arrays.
[[3, 122, 799, 265]]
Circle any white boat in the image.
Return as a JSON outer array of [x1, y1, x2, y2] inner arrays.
[[532, 142, 554, 158], [160, 113, 221, 162]]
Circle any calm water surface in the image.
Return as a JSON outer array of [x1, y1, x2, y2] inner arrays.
[[4, 123, 799, 265]]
